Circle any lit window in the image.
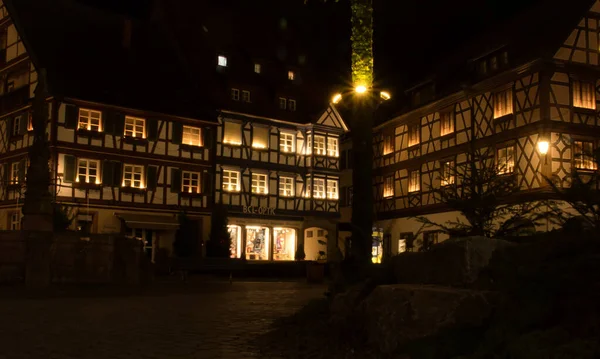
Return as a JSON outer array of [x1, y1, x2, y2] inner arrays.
[[182, 126, 203, 146], [78, 109, 102, 132], [497, 146, 515, 174], [314, 135, 326, 155], [182, 171, 201, 193], [494, 89, 513, 118], [223, 122, 242, 145], [408, 123, 420, 147], [383, 176, 394, 198], [279, 97, 287, 110], [242, 90, 251, 103], [27, 114, 33, 131], [124, 116, 145, 138], [327, 179, 338, 200], [490, 56, 498, 71], [254, 63, 261, 73], [572, 81, 596, 110], [252, 126, 269, 149], [280, 132, 295, 153], [10, 162, 18, 184], [122, 164, 144, 188], [11, 116, 20, 136], [304, 178, 312, 198], [288, 71, 295, 80], [252, 173, 268, 194], [441, 160, 455, 186], [10, 212, 20, 230], [231, 88, 240, 101], [218, 55, 227, 67], [222, 170, 240, 192], [289, 99, 296, 111], [303, 134, 313, 155], [574, 141, 597, 170], [440, 111, 454, 136], [408, 170, 420, 192], [313, 178, 325, 198], [327, 136, 338, 157], [279, 177, 294, 197], [76, 159, 100, 184], [273, 227, 296, 261], [383, 135, 394, 155]]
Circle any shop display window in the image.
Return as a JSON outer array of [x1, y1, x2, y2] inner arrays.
[[245, 226, 270, 260], [273, 227, 296, 261], [228, 225, 242, 259]]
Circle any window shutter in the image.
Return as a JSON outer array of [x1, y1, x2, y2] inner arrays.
[[17, 159, 26, 184], [6, 118, 12, 140], [63, 155, 76, 183], [103, 111, 115, 134], [170, 168, 181, 193], [146, 166, 158, 190], [171, 122, 183, 144], [340, 150, 347, 170], [112, 162, 122, 186], [340, 186, 347, 206], [18, 115, 27, 135], [2, 163, 8, 186], [146, 118, 158, 141], [202, 172, 212, 193], [102, 161, 114, 186], [64, 104, 78, 129], [114, 114, 125, 136], [203, 127, 213, 148]]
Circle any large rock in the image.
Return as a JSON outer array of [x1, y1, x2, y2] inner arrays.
[[391, 236, 512, 287], [365, 284, 497, 354]]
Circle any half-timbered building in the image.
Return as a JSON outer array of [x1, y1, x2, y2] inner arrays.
[[0, 0, 216, 260], [372, 0, 600, 255]]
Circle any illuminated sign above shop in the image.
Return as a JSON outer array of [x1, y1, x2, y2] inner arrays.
[[242, 205, 276, 215]]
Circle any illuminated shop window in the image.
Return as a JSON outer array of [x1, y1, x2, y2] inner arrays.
[[273, 227, 296, 261], [245, 226, 270, 260], [228, 225, 242, 259]]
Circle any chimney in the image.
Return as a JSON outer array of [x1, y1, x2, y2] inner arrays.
[[122, 17, 132, 49]]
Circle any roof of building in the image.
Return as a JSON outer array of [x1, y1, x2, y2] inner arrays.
[[4, 0, 217, 121]]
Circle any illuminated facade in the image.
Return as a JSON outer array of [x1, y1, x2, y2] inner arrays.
[[372, 0, 600, 255]]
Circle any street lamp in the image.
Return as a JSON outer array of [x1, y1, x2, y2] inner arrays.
[[332, 93, 342, 104], [332, 89, 392, 104], [537, 140, 549, 155], [355, 85, 367, 94]]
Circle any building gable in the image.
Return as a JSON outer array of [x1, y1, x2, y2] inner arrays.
[[314, 105, 348, 132], [554, 0, 600, 65]]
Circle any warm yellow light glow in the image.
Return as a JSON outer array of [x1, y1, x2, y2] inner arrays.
[[95, 179, 101, 185], [538, 141, 549, 155], [380, 91, 391, 100], [332, 93, 342, 104], [223, 140, 242, 146], [355, 85, 367, 94], [252, 143, 267, 149]]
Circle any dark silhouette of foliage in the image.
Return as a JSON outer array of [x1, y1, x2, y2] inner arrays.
[[207, 204, 231, 258], [52, 203, 75, 231]]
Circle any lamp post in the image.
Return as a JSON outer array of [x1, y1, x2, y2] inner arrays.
[[537, 136, 550, 232]]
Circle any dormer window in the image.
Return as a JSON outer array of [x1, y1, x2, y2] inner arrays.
[[288, 71, 295, 80], [572, 81, 595, 110], [231, 88, 240, 101], [218, 55, 227, 67], [494, 89, 513, 118], [254, 63, 261, 74], [242, 90, 251, 103]]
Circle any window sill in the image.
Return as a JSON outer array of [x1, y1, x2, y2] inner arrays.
[[180, 191, 204, 198], [572, 107, 597, 115], [122, 136, 148, 146], [73, 182, 102, 191], [77, 129, 104, 139], [493, 113, 514, 126], [180, 144, 204, 153], [120, 186, 147, 195], [439, 132, 456, 140], [222, 189, 241, 194], [251, 193, 270, 197]]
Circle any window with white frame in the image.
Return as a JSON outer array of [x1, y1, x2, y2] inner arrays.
[[327, 179, 339, 200], [252, 173, 268, 194], [78, 108, 102, 131], [494, 89, 513, 118], [314, 135, 326, 155], [289, 99, 296, 111], [383, 176, 394, 198], [440, 111, 454, 136], [182, 125, 203, 146], [11, 115, 19, 136], [574, 141, 597, 170], [441, 160, 455, 186], [77, 159, 100, 184], [304, 178, 312, 198], [123, 164, 144, 188], [288, 71, 295, 80], [223, 121, 242, 145], [303, 134, 313, 155], [124, 116, 145, 138], [252, 126, 269, 149], [572, 81, 596, 110], [10, 212, 20, 230], [218, 55, 227, 67], [182, 171, 201, 193], [408, 170, 420, 192], [280, 132, 295, 153], [279, 97, 287, 110], [254, 63, 261, 74], [10, 162, 18, 184], [222, 170, 240, 192], [231, 88, 240, 101], [408, 123, 420, 147], [242, 90, 251, 103], [279, 177, 294, 197], [497, 146, 515, 174], [327, 136, 339, 157], [313, 178, 325, 199]]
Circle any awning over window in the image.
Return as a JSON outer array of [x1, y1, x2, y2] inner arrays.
[[115, 213, 180, 231]]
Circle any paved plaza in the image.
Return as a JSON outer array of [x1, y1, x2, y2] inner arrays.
[[0, 281, 326, 359]]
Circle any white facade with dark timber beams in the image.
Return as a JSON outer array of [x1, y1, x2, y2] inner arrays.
[[371, 0, 600, 256], [215, 106, 348, 261]]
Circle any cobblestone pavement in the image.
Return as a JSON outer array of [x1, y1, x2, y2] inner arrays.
[[0, 281, 326, 359]]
